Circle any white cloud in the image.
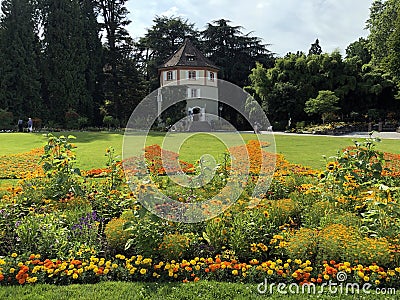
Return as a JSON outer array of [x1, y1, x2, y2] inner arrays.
[[160, 6, 182, 18], [126, 0, 373, 56]]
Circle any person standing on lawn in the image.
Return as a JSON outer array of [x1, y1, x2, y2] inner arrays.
[[27, 118, 33, 132], [17, 119, 23, 132]]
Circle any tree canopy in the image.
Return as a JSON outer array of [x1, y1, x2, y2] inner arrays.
[[0, 1, 399, 129]]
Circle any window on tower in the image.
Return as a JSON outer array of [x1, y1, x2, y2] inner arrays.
[[209, 72, 215, 81], [188, 70, 197, 80], [166, 71, 173, 81]]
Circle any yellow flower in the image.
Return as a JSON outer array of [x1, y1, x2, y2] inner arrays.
[[324, 274, 330, 280], [9, 268, 15, 273], [140, 268, 147, 275], [267, 270, 273, 275], [364, 276, 370, 282], [326, 161, 337, 172], [232, 270, 238, 276], [72, 273, 78, 279], [28, 277, 38, 283], [11, 253, 18, 258]]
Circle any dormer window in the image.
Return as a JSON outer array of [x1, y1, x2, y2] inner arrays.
[[186, 53, 196, 62], [167, 71, 173, 81]]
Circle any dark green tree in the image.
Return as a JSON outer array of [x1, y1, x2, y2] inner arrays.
[[0, 0, 42, 119], [308, 38, 322, 55], [137, 16, 200, 92], [202, 19, 273, 87], [79, 0, 104, 124], [366, 0, 400, 68], [345, 37, 372, 65], [304, 90, 340, 123], [41, 0, 90, 124], [95, 0, 138, 125], [202, 19, 273, 127]]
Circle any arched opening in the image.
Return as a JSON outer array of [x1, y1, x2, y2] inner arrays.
[[192, 106, 201, 121]]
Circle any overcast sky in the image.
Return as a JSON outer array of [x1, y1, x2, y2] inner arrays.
[[126, 0, 373, 57]]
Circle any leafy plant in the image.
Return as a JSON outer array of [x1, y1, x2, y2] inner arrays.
[[40, 134, 83, 199]]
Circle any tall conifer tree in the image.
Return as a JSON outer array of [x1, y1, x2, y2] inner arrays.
[[0, 0, 42, 119]]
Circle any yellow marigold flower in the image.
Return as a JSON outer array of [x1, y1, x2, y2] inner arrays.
[[267, 270, 273, 275], [72, 273, 78, 279], [103, 269, 109, 275], [11, 253, 18, 258], [9, 268, 15, 273], [195, 265, 200, 271], [232, 270, 238, 276], [28, 277, 37, 283], [140, 268, 147, 275], [375, 280, 380, 285], [324, 274, 330, 280], [17, 262, 23, 267], [276, 259, 282, 264], [358, 271, 364, 278], [35, 254, 40, 259], [364, 276, 370, 282], [112, 264, 118, 269]]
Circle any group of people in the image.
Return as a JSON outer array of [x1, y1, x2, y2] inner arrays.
[[17, 118, 33, 132]]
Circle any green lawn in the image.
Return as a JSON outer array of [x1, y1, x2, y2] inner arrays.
[[0, 281, 391, 300], [0, 131, 399, 170]]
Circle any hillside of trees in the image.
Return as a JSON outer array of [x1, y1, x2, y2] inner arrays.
[[0, 0, 399, 130]]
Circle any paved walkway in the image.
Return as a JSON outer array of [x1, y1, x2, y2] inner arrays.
[[270, 131, 400, 140]]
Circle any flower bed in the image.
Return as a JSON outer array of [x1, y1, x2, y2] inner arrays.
[[0, 135, 399, 289]]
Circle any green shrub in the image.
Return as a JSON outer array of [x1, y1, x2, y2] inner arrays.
[[157, 232, 193, 261], [286, 228, 318, 262], [105, 217, 131, 253]]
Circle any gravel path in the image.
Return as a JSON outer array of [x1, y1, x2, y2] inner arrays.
[[269, 131, 400, 140]]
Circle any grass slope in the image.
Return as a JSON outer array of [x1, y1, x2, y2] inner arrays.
[[0, 131, 399, 170]]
